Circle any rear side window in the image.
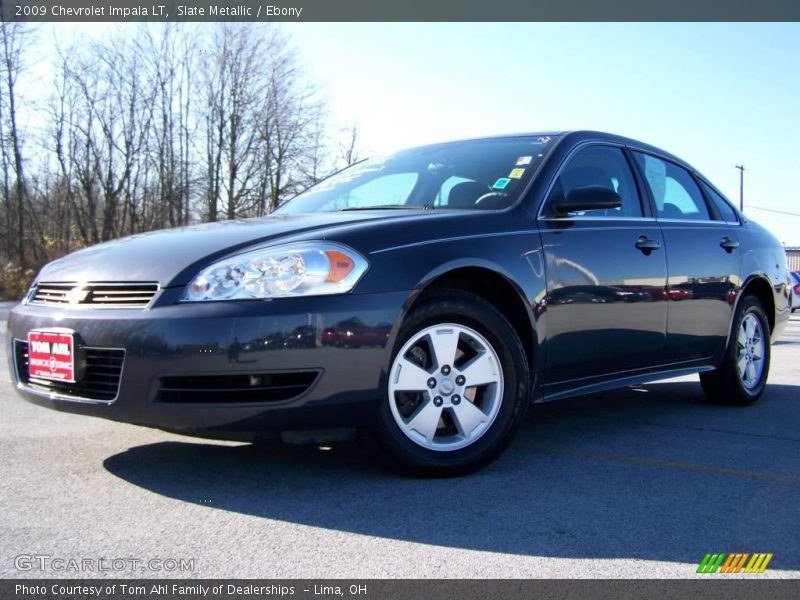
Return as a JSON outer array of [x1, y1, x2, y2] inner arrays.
[[633, 152, 711, 221], [700, 181, 739, 223], [546, 145, 643, 218]]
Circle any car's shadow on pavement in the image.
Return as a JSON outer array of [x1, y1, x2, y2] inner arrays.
[[104, 381, 800, 570]]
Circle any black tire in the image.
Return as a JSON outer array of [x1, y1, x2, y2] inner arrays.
[[700, 295, 771, 406], [367, 290, 529, 477]]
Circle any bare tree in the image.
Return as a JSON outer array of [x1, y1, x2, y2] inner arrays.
[[201, 24, 268, 220], [0, 20, 33, 267], [259, 49, 328, 213], [201, 24, 330, 218], [50, 30, 159, 246], [0, 22, 348, 298], [340, 123, 360, 166], [140, 24, 197, 229]]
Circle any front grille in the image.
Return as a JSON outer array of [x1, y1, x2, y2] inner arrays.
[[14, 340, 125, 402], [157, 371, 320, 404], [30, 282, 159, 309]]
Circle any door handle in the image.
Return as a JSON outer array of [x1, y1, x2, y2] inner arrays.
[[635, 236, 661, 255], [720, 237, 740, 253]]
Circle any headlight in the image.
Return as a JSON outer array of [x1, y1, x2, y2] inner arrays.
[[181, 242, 368, 301]]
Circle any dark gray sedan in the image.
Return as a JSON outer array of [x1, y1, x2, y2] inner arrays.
[[8, 131, 791, 475]]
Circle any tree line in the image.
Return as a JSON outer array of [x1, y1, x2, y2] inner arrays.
[[0, 22, 359, 297]]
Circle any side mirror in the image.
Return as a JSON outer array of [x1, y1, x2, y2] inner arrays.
[[551, 185, 623, 215]]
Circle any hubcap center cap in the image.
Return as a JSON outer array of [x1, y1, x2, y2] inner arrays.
[[438, 378, 455, 396]]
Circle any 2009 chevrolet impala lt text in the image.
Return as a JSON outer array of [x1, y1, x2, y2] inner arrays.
[[7, 131, 791, 475]]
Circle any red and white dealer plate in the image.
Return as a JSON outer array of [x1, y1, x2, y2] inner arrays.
[[27, 330, 76, 383]]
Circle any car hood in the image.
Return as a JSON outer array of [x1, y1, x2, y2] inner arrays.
[[35, 212, 409, 287]]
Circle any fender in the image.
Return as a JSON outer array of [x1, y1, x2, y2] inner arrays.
[[725, 272, 777, 350], [377, 257, 544, 403]]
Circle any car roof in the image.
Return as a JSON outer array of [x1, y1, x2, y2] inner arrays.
[[401, 130, 696, 173], [560, 130, 691, 168]]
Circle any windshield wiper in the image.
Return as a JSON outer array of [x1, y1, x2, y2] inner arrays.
[[339, 204, 432, 211]]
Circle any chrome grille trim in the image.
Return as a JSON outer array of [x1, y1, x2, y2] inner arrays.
[[30, 282, 159, 309]]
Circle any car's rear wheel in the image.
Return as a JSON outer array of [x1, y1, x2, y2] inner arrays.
[[369, 291, 529, 476], [700, 295, 770, 406]]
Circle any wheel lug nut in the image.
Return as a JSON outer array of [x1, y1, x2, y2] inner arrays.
[[452, 395, 461, 405], [433, 396, 443, 407], [441, 365, 451, 375], [455, 375, 465, 386], [427, 377, 437, 388]]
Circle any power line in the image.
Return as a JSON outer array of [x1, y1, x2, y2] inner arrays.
[[746, 206, 800, 218]]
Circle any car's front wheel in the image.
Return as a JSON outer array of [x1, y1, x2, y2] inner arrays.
[[700, 295, 771, 406], [369, 291, 529, 476]]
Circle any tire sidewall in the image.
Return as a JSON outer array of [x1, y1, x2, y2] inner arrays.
[[375, 294, 528, 473], [728, 297, 771, 400]]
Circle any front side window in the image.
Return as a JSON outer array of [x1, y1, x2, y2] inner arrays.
[[276, 136, 559, 213], [544, 145, 643, 217], [633, 152, 711, 221]]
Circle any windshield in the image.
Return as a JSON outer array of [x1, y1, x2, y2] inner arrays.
[[276, 135, 560, 214]]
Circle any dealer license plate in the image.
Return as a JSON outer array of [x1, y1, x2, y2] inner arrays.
[[27, 330, 76, 383]]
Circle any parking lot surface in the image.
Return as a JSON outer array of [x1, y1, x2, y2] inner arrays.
[[1, 304, 798, 579]]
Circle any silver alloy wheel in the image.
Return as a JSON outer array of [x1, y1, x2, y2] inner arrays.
[[737, 313, 765, 389], [388, 323, 504, 451]]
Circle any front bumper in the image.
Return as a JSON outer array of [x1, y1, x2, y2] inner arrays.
[[7, 290, 409, 437]]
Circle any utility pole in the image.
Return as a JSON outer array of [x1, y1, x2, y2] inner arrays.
[[735, 164, 745, 211]]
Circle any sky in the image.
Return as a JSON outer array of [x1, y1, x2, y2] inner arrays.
[[283, 23, 800, 246], [25, 22, 800, 245]]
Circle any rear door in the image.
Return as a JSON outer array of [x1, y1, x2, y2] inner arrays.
[[630, 151, 741, 361], [538, 144, 668, 383]]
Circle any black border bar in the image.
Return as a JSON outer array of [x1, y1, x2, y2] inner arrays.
[[4, 579, 800, 600], [2, 0, 800, 22]]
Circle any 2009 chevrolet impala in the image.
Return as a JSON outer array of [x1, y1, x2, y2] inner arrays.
[[8, 131, 791, 475]]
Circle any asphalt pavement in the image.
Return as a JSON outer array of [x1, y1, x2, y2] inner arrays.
[[1, 304, 798, 579]]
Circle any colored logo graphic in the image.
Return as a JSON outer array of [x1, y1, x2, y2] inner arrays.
[[696, 553, 773, 574]]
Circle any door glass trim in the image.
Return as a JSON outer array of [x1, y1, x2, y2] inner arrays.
[[656, 218, 732, 225], [539, 216, 657, 222]]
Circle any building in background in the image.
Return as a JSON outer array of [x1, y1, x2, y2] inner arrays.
[[786, 247, 800, 271]]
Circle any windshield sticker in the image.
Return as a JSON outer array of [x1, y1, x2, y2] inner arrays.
[[516, 156, 532, 166], [492, 178, 511, 190], [509, 168, 525, 179]]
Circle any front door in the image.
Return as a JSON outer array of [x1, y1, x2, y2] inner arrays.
[[538, 144, 668, 383]]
